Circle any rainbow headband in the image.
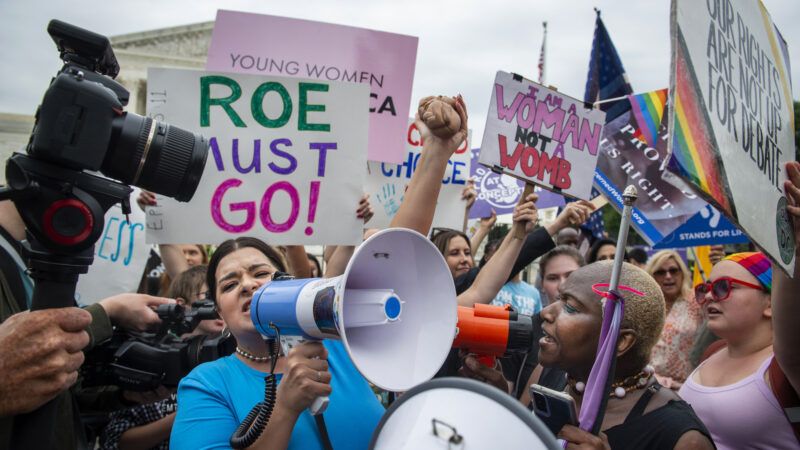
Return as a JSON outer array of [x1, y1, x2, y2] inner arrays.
[[724, 252, 772, 293]]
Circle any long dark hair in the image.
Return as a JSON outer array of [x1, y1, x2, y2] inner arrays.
[[586, 238, 621, 263], [431, 229, 472, 261], [206, 237, 287, 303]]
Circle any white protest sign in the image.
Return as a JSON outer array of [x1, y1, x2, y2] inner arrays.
[[366, 120, 471, 230], [146, 68, 368, 245], [75, 191, 150, 305], [668, 0, 795, 274], [479, 71, 606, 200]]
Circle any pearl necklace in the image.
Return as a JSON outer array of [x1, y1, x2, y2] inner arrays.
[[235, 346, 270, 363], [570, 365, 655, 399]]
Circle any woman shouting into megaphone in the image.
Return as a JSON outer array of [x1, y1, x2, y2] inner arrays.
[[169, 237, 385, 450], [169, 94, 471, 450]]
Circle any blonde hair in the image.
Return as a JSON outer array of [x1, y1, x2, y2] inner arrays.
[[645, 250, 692, 301], [581, 261, 666, 368]]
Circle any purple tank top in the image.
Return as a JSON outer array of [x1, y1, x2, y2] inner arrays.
[[679, 355, 799, 450]]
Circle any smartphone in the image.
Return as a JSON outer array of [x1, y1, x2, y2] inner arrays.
[[529, 384, 578, 435]]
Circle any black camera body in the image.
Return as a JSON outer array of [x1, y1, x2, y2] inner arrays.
[[0, 20, 209, 310], [26, 20, 207, 203], [82, 301, 235, 391]]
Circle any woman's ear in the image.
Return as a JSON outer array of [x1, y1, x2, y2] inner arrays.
[[176, 297, 187, 307], [616, 328, 637, 358], [763, 293, 772, 319]]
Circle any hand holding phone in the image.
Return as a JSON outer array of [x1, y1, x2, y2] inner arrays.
[[530, 384, 578, 435]]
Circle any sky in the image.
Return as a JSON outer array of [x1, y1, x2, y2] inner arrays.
[[1, 0, 798, 142]]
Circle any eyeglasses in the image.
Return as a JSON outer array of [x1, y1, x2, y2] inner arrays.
[[694, 277, 765, 305], [653, 267, 681, 278]]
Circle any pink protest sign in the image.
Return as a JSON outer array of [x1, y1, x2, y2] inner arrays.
[[207, 10, 418, 164]]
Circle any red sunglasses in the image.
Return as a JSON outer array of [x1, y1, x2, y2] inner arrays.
[[694, 277, 765, 304]]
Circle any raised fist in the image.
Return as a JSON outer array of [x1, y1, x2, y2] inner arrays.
[[418, 95, 463, 139]]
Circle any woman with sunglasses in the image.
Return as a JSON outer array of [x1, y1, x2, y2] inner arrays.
[[677, 251, 799, 449], [645, 250, 703, 390]]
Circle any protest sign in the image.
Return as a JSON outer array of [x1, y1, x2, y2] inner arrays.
[[146, 68, 368, 245], [207, 10, 418, 164], [594, 89, 706, 245], [668, 0, 795, 274], [479, 71, 606, 200], [691, 246, 714, 286], [366, 120, 471, 230], [469, 147, 564, 219], [75, 191, 150, 305], [654, 204, 747, 249]]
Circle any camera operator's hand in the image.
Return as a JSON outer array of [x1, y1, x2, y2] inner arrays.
[[0, 308, 90, 416], [276, 342, 332, 417], [99, 293, 176, 332]]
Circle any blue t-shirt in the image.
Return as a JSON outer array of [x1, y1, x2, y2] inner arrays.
[[490, 280, 541, 315], [170, 340, 384, 450]]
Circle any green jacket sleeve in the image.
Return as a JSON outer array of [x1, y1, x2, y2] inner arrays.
[[84, 303, 112, 350]]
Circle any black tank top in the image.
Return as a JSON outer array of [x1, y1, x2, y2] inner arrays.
[[537, 368, 714, 450]]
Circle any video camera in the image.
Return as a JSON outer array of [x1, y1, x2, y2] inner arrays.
[[81, 300, 235, 391], [0, 19, 209, 311]]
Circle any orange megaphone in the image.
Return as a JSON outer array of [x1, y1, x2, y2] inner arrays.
[[453, 304, 534, 366]]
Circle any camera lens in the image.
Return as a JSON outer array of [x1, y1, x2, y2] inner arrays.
[[533, 391, 549, 414], [104, 112, 208, 202]]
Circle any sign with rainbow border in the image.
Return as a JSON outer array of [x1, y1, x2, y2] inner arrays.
[[666, 0, 795, 275]]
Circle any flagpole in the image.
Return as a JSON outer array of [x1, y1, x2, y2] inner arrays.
[[538, 21, 548, 85], [593, 94, 628, 106]]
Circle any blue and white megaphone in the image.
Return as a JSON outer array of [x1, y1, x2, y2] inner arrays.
[[250, 228, 458, 414]]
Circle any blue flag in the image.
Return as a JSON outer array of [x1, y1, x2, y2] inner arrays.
[[577, 10, 634, 241], [584, 11, 633, 122]]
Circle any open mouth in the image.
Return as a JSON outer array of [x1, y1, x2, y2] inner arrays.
[[242, 299, 252, 313], [706, 305, 722, 316], [540, 327, 557, 346]]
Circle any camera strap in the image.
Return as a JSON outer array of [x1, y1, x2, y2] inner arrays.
[[314, 414, 334, 450]]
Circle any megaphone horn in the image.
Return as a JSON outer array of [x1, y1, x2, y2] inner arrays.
[[453, 304, 534, 366], [250, 228, 458, 410]]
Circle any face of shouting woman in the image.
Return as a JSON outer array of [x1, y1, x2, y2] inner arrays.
[[213, 247, 279, 339], [537, 271, 603, 377]]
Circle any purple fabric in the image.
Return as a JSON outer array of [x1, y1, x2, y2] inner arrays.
[[577, 291, 625, 433]]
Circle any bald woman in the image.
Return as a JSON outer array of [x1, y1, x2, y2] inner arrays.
[[520, 261, 714, 450]]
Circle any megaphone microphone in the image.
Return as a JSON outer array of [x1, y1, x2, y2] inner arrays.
[[249, 228, 458, 415], [453, 304, 533, 367], [252, 277, 405, 414]]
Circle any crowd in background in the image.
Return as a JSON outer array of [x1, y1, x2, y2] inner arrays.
[[0, 95, 798, 450]]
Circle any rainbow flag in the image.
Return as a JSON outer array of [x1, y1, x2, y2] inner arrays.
[[629, 89, 667, 148], [667, 29, 735, 217]]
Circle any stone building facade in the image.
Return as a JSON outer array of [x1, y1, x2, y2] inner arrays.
[[0, 22, 213, 183]]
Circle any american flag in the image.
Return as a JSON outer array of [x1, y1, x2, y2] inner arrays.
[[538, 22, 547, 84], [577, 10, 634, 241], [584, 10, 633, 122]]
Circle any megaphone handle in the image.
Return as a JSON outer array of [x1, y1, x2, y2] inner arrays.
[[309, 395, 329, 415]]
